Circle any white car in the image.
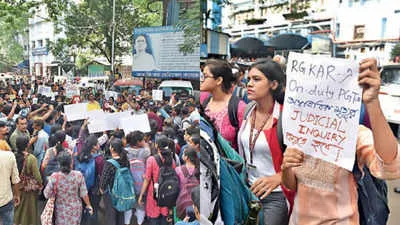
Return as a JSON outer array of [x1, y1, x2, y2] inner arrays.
[[378, 64, 400, 125], [158, 80, 194, 99]]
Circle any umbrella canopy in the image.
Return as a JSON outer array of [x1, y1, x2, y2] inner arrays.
[[231, 37, 273, 58], [264, 33, 309, 50]]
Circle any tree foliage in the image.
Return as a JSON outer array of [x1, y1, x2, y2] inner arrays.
[[44, 0, 162, 69], [0, 0, 38, 71], [391, 43, 400, 60]]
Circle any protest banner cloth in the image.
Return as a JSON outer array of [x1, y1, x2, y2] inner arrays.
[[64, 103, 88, 121], [282, 52, 362, 171], [120, 113, 151, 134], [152, 90, 163, 101]]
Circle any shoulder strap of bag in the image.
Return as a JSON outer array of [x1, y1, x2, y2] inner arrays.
[[228, 95, 240, 129], [107, 159, 120, 169], [277, 110, 286, 153], [202, 94, 212, 108]]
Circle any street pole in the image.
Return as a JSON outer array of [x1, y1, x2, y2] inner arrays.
[[111, 0, 116, 76]]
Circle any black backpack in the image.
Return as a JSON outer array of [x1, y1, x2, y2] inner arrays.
[[153, 155, 180, 208]]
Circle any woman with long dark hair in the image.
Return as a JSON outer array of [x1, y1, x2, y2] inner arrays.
[[14, 136, 42, 225], [43, 151, 93, 225], [201, 59, 246, 151], [175, 146, 200, 220], [75, 134, 104, 225], [138, 135, 176, 225], [42, 130, 72, 178], [99, 138, 129, 225], [237, 59, 291, 225]]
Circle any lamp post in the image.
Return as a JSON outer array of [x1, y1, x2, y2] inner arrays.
[[111, 0, 116, 76]]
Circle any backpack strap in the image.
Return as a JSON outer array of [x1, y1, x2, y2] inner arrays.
[[277, 110, 286, 153], [227, 95, 240, 129], [202, 94, 212, 108], [243, 101, 257, 120], [107, 159, 120, 169]]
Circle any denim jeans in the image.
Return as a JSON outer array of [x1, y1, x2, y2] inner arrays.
[[0, 200, 14, 225], [261, 192, 289, 225]]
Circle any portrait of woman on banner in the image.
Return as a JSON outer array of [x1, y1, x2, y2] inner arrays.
[[133, 34, 158, 71]]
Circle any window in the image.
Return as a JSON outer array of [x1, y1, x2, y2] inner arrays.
[[336, 23, 340, 38], [37, 40, 43, 48], [353, 25, 365, 40], [32, 41, 35, 49], [45, 38, 50, 48], [381, 17, 387, 38]]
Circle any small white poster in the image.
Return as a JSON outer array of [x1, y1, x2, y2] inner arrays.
[[64, 103, 88, 121], [152, 90, 163, 101], [282, 52, 362, 171], [38, 86, 52, 97], [120, 113, 151, 134]]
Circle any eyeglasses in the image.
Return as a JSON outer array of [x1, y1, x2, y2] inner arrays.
[[200, 72, 214, 82]]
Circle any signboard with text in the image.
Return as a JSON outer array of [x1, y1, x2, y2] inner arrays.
[[282, 52, 362, 171], [132, 26, 199, 80]]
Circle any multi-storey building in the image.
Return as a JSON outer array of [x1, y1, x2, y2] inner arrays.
[[222, 0, 400, 63]]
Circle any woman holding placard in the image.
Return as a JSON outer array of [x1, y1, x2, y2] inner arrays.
[[281, 58, 400, 224], [237, 59, 292, 225]]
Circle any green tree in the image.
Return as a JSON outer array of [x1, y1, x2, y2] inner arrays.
[[391, 43, 400, 61], [0, 1, 38, 72], [44, 0, 162, 70]]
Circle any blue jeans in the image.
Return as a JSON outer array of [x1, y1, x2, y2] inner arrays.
[[0, 200, 14, 225], [261, 192, 289, 225]]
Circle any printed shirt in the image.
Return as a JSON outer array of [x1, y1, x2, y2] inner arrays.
[[0, 151, 20, 207], [205, 100, 246, 150], [289, 125, 400, 225]]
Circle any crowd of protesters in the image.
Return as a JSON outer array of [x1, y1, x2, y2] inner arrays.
[[0, 76, 200, 225]]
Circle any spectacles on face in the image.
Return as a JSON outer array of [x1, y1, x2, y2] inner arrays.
[[200, 73, 214, 82]]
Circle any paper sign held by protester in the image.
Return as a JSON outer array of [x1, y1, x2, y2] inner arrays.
[[38, 86, 52, 97], [105, 91, 119, 101], [64, 103, 88, 121], [106, 111, 133, 130], [152, 90, 163, 101], [120, 113, 151, 134], [87, 110, 109, 133], [282, 52, 362, 171], [66, 85, 80, 98]]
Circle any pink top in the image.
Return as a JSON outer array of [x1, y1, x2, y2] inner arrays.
[[289, 125, 400, 225], [205, 100, 246, 150], [145, 155, 176, 218]]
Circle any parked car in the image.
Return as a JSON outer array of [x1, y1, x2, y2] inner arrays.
[[378, 64, 400, 136], [158, 80, 193, 100]]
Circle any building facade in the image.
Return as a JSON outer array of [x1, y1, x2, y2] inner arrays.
[[28, 3, 66, 77], [221, 0, 400, 63], [334, 0, 400, 65]]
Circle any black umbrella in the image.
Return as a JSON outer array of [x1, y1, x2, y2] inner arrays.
[[231, 37, 273, 58], [265, 33, 309, 50]]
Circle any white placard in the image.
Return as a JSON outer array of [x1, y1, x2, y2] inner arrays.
[[282, 52, 362, 171], [152, 90, 163, 101], [105, 91, 119, 101], [87, 110, 109, 133], [64, 103, 88, 121], [66, 85, 80, 98], [38, 86, 52, 97], [120, 113, 151, 134], [106, 111, 133, 130]]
